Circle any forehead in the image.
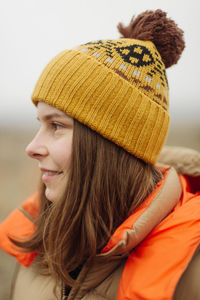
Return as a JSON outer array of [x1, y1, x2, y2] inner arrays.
[[37, 102, 72, 121]]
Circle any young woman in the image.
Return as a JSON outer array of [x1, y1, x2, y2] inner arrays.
[[1, 9, 200, 300]]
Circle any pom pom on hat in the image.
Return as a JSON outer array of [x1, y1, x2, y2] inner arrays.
[[32, 9, 185, 164], [118, 9, 185, 68]]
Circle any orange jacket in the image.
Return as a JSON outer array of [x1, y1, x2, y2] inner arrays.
[[116, 173, 200, 300], [0, 167, 200, 300], [0, 193, 39, 266]]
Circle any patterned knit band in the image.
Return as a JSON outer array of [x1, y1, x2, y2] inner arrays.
[[32, 38, 170, 164]]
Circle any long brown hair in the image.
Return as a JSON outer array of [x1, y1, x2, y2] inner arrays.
[[13, 119, 162, 287]]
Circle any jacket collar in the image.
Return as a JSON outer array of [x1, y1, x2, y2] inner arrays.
[[100, 166, 182, 257], [67, 167, 182, 300]]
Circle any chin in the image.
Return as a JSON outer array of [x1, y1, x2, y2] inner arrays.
[[45, 187, 65, 202], [45, 188, 57, 202]]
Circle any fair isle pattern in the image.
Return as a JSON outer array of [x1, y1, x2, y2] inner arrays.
[[32, 42, 170, 164], [76, 39, 169, 111]]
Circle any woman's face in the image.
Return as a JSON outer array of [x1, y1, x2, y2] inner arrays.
[[26, 102, 73, 202]]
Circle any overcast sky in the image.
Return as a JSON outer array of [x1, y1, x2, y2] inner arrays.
[[0, 0, 200, 128]]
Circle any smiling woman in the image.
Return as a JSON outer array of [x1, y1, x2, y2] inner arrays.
[[26, 103, 73, 202], [1, 9, 200, 300]]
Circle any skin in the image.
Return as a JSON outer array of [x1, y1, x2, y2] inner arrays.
[[26, 102, 73, 202]]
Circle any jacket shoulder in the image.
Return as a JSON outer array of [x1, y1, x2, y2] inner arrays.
[[0, 193, 39, 266]]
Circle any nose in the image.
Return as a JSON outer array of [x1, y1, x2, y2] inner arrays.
[[26, 130, 48, 160]]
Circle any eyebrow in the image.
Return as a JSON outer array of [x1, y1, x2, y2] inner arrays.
[[37, 113, 71, 122]]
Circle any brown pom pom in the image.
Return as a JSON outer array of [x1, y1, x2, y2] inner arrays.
[[117, 9, 185, 68]]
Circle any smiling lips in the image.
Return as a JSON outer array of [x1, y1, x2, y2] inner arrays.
[[40, 168, 63, 183]]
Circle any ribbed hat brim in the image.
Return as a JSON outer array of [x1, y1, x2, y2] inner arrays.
[[32, 50, 170, 164]]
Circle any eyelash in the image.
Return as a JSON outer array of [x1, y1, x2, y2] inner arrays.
[[51, 122, 64, 130]]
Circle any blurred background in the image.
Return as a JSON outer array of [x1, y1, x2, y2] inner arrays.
[[0, 0, 200, 299]]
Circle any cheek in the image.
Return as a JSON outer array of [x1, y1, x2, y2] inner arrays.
[[54, 137, 72, 171]]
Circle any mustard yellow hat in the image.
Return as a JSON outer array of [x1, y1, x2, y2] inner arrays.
[[32, 9, 185, 164]]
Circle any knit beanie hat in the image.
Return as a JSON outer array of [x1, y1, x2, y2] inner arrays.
[[31, 9, 185, 164]]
